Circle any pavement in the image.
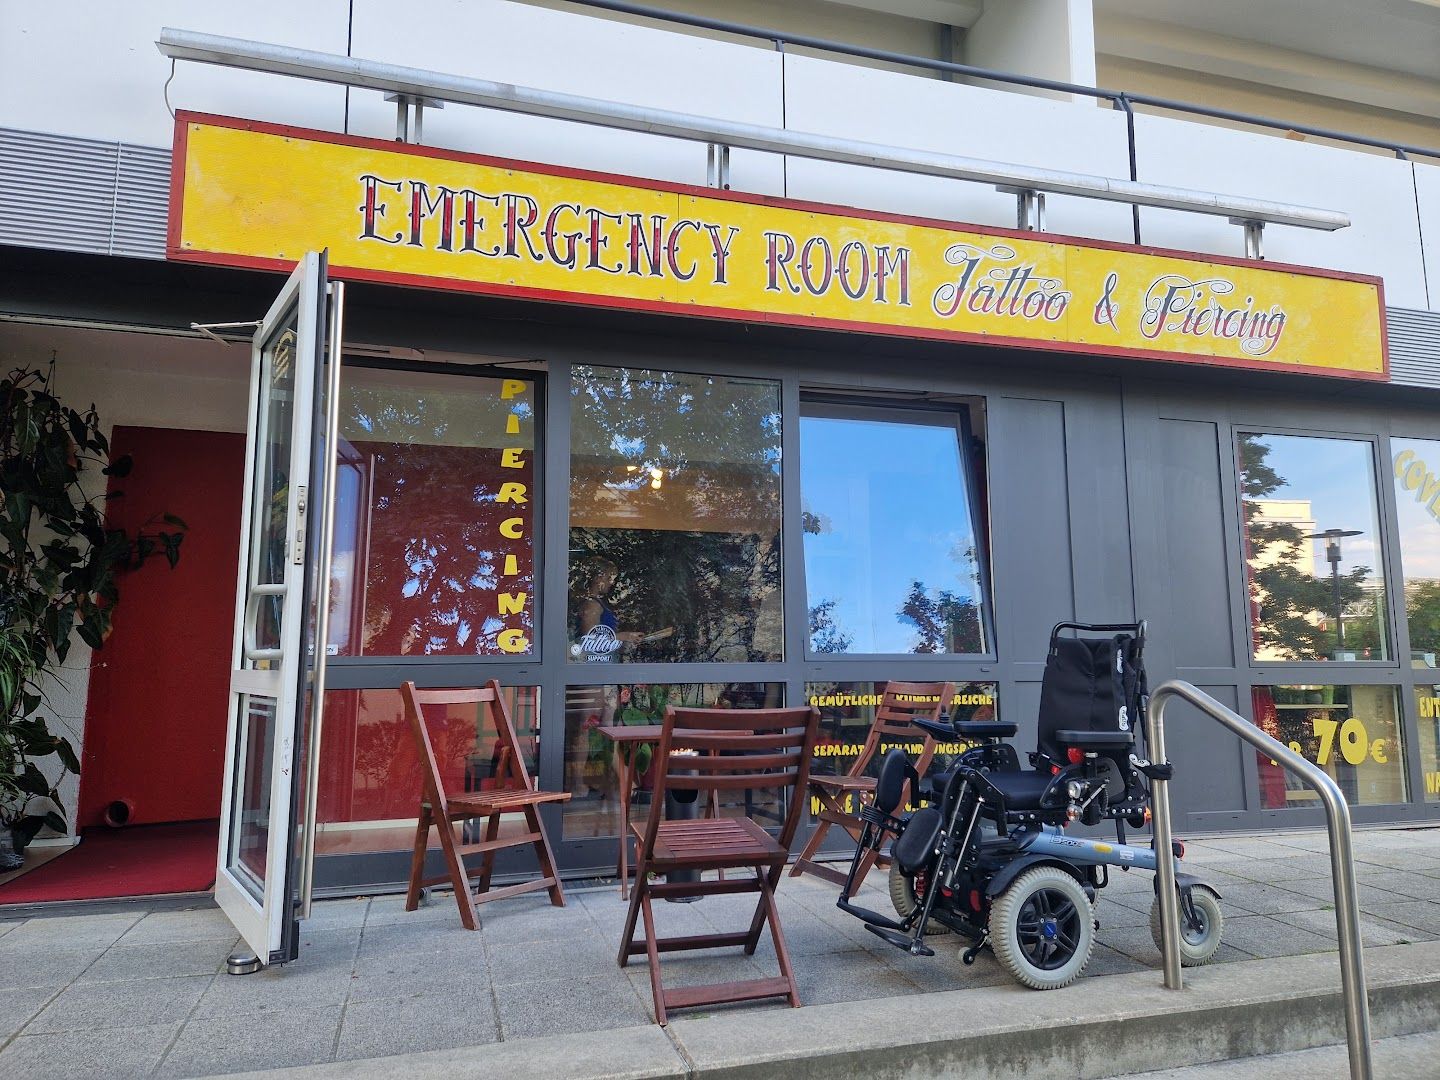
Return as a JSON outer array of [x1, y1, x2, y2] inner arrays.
[[0, 825, 1438, 1079]]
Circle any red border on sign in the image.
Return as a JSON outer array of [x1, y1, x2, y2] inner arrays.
[[167, 111, 1391, 383]]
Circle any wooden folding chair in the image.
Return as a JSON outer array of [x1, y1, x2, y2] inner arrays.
[[618, 705, 821, 1025], [401, 680, 570, 930], [789, 680, 955, 893]]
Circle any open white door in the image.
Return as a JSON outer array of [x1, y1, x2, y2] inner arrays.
[[215, 251, 343, 968]]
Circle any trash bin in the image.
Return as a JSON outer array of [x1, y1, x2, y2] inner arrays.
[[665, 752, 702, 902]]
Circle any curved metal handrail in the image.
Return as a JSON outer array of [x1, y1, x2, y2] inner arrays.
[[1147, 680, 1372, 1080]]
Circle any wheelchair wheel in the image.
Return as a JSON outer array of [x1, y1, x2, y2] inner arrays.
[[887, 862, 952, 935], [1149, 885, 1224, 966], [990, 865, 1094, 990]]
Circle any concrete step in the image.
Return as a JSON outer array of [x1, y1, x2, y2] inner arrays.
[[221, 939, 1440, 1080], [1131, 1029, 1440, 1078]]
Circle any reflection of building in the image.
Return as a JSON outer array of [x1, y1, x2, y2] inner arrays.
[[4, 2, 1440, 924]]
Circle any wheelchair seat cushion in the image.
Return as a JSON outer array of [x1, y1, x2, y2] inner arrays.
[[982, 770, 1057, 811], [894, 807, 943, 874]]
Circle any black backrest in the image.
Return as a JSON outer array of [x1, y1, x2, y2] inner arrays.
[[1036, 629, 1144, 768]]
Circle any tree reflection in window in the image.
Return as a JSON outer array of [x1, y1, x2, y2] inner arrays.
[[1239, 432, 1388, 662], [568, 367, 783, 663], [331, 368, 537, 657]]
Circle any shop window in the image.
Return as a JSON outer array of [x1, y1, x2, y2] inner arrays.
[[568, 366, 782, 663], [1392, 437, 1440, 801], [328, 365, 537, 657], [561, 682, 783, 840], [1392, 438, 1440, 665], [800, 404, 990, 655], [1252, 685, 1406, 808], [1418, 684, 1440, 803], [314, 686, 540, 856], [803, 680, 998, 815], [1238, 433, 1388, 662]]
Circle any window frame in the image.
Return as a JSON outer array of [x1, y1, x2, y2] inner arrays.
[[796, 394, 996, 663], [324, 354, 547, 669], [1230, 424, 1401, 672]]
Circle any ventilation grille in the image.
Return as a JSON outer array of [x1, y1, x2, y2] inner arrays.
[[1388, 307, 1440, 390], [0, 127, 169, 260]]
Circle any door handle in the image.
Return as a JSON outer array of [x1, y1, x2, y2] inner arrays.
[[243, 583, 287, 662]]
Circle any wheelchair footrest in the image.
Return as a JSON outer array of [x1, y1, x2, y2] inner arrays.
[[836, 897, 904, 932], [865, 923, 934, 957]]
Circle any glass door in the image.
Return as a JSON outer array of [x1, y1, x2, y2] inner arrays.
[[215, 252, 343, 966]]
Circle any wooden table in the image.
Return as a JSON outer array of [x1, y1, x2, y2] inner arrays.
[[596, 724, 723, 899], [596, 724, 664, 899]]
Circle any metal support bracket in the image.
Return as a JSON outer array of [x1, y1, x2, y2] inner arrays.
[[384, 92, 445, 144], [998, 186, 1046, 231], [190, 319, 260, 345], [707, 142, 731, 189], [1231, 217, 1265, 260]]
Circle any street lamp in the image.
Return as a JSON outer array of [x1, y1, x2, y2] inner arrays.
[[1306, 528, 1362, 655]]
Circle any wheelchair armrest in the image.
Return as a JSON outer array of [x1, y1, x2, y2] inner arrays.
[[913, 717, 956, 739], [954, 720, 1018, 740], [1055, 729, 1134, 750]]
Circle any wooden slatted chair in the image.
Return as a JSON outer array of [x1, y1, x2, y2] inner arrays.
[[402, 680, 570, 930], [789, 680, 955, 893], [618, 704, 821, 1025]]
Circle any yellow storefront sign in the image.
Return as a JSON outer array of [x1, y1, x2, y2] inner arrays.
[[171, 113, 1388, 380]]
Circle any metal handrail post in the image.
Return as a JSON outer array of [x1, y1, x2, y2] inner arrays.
[[1147, 680, 1373, 1080]]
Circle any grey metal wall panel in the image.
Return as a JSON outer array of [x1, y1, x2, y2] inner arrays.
[[1156, 419, 1236, 670], [990, 397, 1073, 663], [1170, 684, 1251, 825], [1388, 307, 1440, 390], [1064, 390, 1136, 624], [0, 127, 169, 260]]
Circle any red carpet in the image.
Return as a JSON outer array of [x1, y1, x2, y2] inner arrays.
[[0, 820, 218, 904]]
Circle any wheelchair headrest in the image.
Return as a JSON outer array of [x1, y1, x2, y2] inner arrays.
[[875, 749, 910, 815]]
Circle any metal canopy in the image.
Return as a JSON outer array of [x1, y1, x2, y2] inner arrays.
[[156, 27, 1350, 237]]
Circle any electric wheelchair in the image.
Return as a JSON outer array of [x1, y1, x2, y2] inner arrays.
[[834, 621, 1225, 989]]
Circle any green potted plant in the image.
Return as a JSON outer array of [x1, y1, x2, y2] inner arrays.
[[0, 362, 185, 869]]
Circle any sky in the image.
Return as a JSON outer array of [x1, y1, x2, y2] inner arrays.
[[1251, 432, 1385, 581], [1254, 432, 1440, 584]]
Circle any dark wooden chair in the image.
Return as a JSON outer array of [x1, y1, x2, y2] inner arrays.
[[401, 680, 570, 930], [789, 680, 955, 893], [618, 704, 821, 1025]]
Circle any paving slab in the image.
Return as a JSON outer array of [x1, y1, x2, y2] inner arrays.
[[189, 959, 354, 1019], [0, 1021, 179, 1080], [335, 991, 500, 1060], [0, 984, 59, 1040], [486, 926, 618, 986], [495, 971, 652, 1039], [78, 938, 236, 983], [347, 941, 490, 1002], [26, 974, 211, 1033], [0, 945, 103, 989], [156, 1005, 343, 1078], [0, 911, 144, 949], [119, 908, 248, 946]]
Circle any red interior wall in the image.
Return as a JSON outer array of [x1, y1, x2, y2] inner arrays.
[[78, 427, 244, 828]]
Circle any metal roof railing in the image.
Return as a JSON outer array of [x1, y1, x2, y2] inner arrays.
[[564, 0, 1440, 247], [157, 28, 1350, 258]]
